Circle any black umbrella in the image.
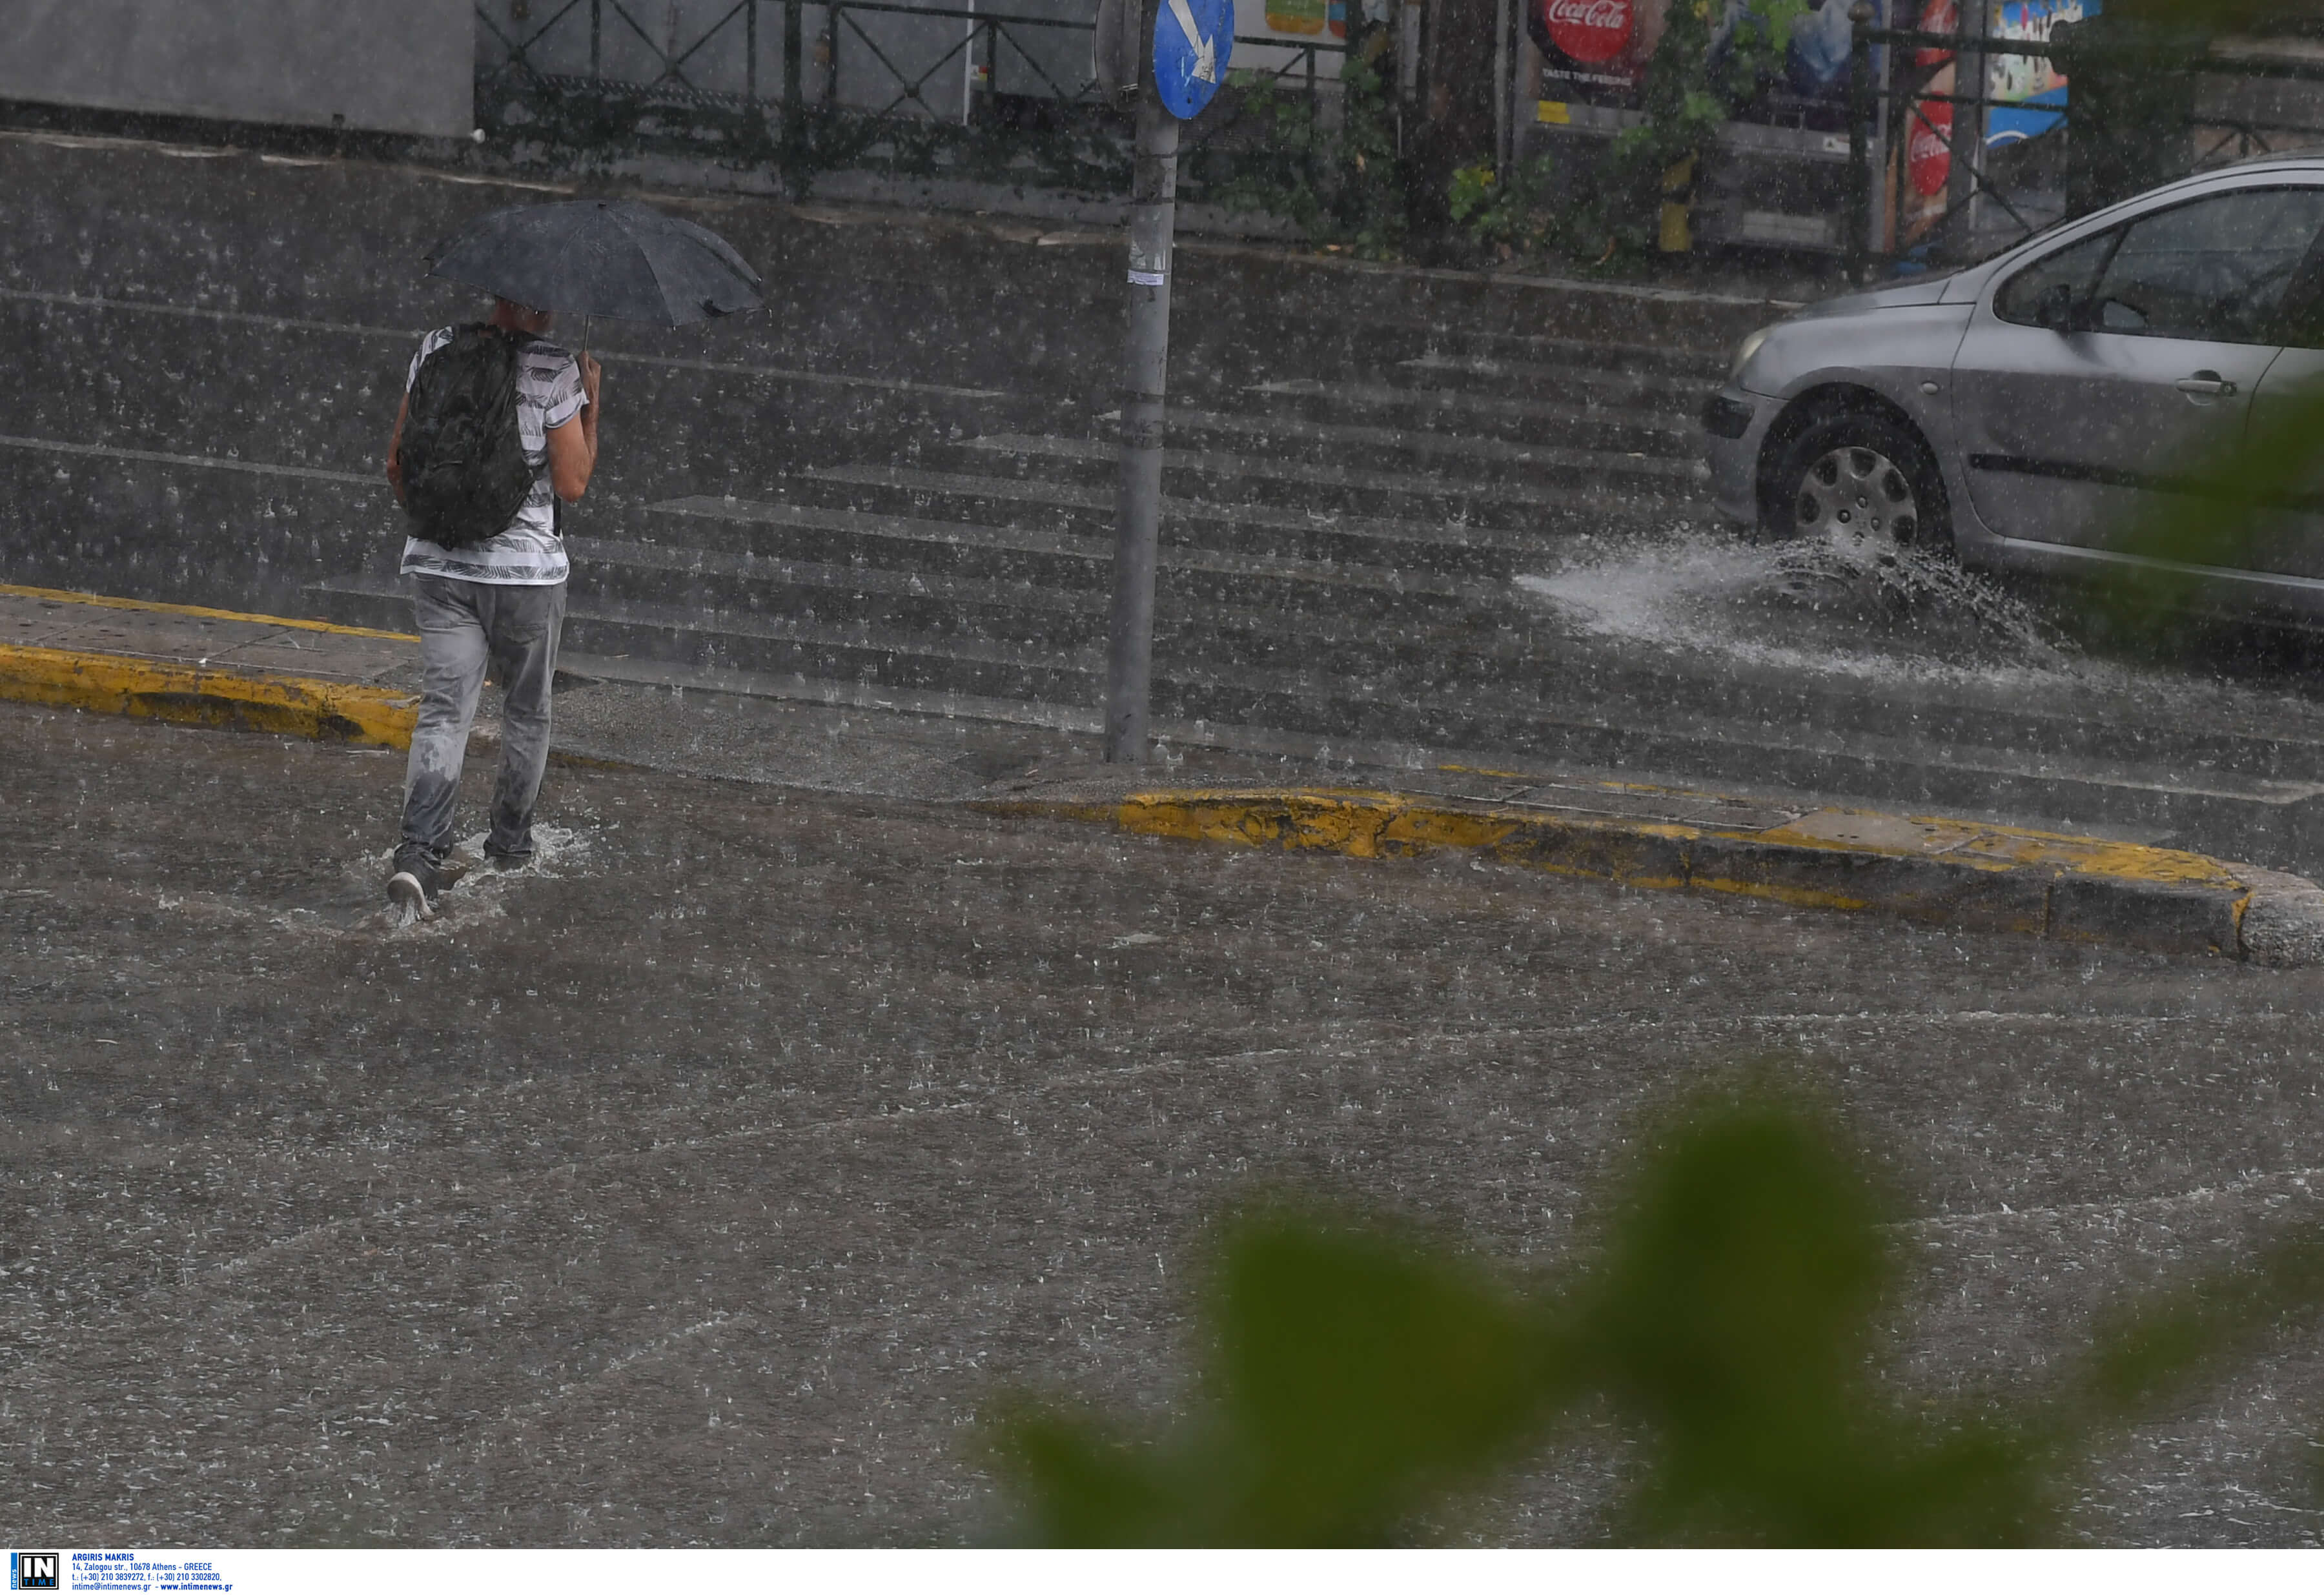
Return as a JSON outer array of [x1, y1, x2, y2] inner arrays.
[[424, 198, 764, 333]]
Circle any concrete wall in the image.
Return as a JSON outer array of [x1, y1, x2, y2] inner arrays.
[[0, 0, 475, 137]]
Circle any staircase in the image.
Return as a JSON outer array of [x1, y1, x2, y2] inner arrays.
[[305, 287, 2324, 878]]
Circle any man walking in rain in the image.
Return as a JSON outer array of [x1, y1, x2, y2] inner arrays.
[[382, 298, 601, 920]]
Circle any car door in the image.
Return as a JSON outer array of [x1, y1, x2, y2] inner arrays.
[[1951, 184, 2324, 550], [2235, 239, 2324, 579]]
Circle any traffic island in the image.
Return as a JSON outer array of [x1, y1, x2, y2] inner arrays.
[[0, 581, 420, 746], [8, 579, 2323, 964], [977, 783, 2324, 966]]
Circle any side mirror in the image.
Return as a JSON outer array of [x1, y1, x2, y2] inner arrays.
[[2033, 281, 2079, 334]]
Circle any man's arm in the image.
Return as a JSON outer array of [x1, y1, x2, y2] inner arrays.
[[547, 354, 602, 503], [386, 392, 409, 505]]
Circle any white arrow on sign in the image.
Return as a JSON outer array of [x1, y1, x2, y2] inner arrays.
[[1165, 0, 1218, 83]]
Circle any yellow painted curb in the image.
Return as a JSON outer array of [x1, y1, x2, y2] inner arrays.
[[0, 643, 418, 748], [0, 581, 416, 641], [982, 787, 2258, 959]]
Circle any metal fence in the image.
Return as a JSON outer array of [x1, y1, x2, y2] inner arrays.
[[474, 0, 1347, 195], [1843, 18, 2324, 280]]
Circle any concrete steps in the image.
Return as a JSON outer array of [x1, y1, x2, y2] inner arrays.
[[260, 267, 2324, 877]]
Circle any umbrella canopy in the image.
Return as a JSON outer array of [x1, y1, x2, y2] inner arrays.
[[425, 199, 763, 325]]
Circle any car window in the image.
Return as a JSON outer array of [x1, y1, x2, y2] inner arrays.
[[1995, 230, 2119, 327], [2085, 187, 2324, 343]]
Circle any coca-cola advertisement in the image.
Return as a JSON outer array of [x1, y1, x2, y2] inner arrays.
[[1529, 0, 1888, 125], [1894, 0, 1959, 245], [1529, 0, 1662, 105]]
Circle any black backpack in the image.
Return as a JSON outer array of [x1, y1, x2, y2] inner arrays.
[[396, 325, 539, 549]]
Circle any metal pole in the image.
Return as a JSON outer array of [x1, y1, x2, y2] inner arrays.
[[1103, 90, 1180, 764], [1492, 0, 1511, 178], [1847, 2, 1874, 281], [748, 0, 760, 101], [1942, 0, 1981, 257], [591, 0, 603, 77], [964, 0, 978, 125], [784, 0, 806, 181]]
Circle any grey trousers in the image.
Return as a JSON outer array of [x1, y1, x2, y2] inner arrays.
[[396, 574, 567, 873]]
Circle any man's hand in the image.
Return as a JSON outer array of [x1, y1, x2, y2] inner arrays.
[[580, 352, 602, 410]]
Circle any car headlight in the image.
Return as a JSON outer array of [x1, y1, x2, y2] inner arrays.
[[1729, 325, 1772, 385]]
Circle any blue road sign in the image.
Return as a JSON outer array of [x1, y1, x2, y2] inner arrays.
[[1152, 0, 1234, 121]]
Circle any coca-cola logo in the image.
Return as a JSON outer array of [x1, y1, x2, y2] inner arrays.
[[1916, 0, 1956, 66], [1909, 102, 1953, 196], [1544, 0, 1632, 63]]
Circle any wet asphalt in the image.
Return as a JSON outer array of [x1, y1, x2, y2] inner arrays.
[[5, 698, 2324, 1547]]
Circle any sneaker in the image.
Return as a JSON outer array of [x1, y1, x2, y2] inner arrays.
[[385, 857, 469, 921], [483, 849, 531, 873], [386, 870, 431, 922]]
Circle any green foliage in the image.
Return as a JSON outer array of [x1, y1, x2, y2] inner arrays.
[[1203, 46, 1406, 258], [1447, 157, 1564, 254], [984, 1080, 2324, 1546], [2078, 384, 2324, 650], [1578, 1093, 2054, 1545], [989, 1206, 1558, 1545], [1594, 0, 1812, 257]]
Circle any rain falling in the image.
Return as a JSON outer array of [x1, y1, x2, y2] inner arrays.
[[5, 0, 2324, 1563]]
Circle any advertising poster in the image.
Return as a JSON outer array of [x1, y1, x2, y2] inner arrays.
[[1888, 0, 1958, 245], [1986, 0, 2095, 148], [1527, 0, 1884, 130], [1526, 0, 1660, 107], [1893, 0, 2090, 247]]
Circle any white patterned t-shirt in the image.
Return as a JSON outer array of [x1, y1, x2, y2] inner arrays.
[[399, 327, 584, 585]]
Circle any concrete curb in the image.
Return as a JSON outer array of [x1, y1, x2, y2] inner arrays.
[[7, 579, 2320, 963], [0, 641, 418, 747], [0, 583, 419, 746], [975, 787, 2324, 965]]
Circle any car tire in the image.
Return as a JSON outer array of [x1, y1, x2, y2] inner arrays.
[[1764, 410, 1952, 556]]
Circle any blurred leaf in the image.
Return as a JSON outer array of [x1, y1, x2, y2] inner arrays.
[[1578, 1088, 2055, 1545], [984, 1079, 2324, 1547], [2070, 1224, 2324, 1426], [982, 1403, 1194, 1548], [1587, 1092, 1890, 1436], [2083, 383, 2324, 646], [985, 1205, 1559, 1545], [1203, 1207, 1562, 1543]]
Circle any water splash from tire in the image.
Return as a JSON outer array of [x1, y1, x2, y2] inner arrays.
[[1516, 528, 2080, 684]]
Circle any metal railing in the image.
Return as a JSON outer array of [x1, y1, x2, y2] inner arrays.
[[475, 0, 1347, 196], [1844, 18, 2324, 280]]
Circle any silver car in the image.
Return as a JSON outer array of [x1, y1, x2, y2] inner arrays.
[[1706, 154, 2324, 612]]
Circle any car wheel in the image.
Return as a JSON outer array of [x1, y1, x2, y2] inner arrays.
[[1767, 411, 1950, 554]]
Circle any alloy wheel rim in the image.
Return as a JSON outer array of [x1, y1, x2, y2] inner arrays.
[[1794, 444, 1921, 545]]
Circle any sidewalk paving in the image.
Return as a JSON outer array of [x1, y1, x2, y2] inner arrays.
[[8, 578, 2323, 964]]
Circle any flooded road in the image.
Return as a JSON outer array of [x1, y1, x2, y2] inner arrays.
[[5, 700, 2324, 1546], [10, 130, 2324, 1550]]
